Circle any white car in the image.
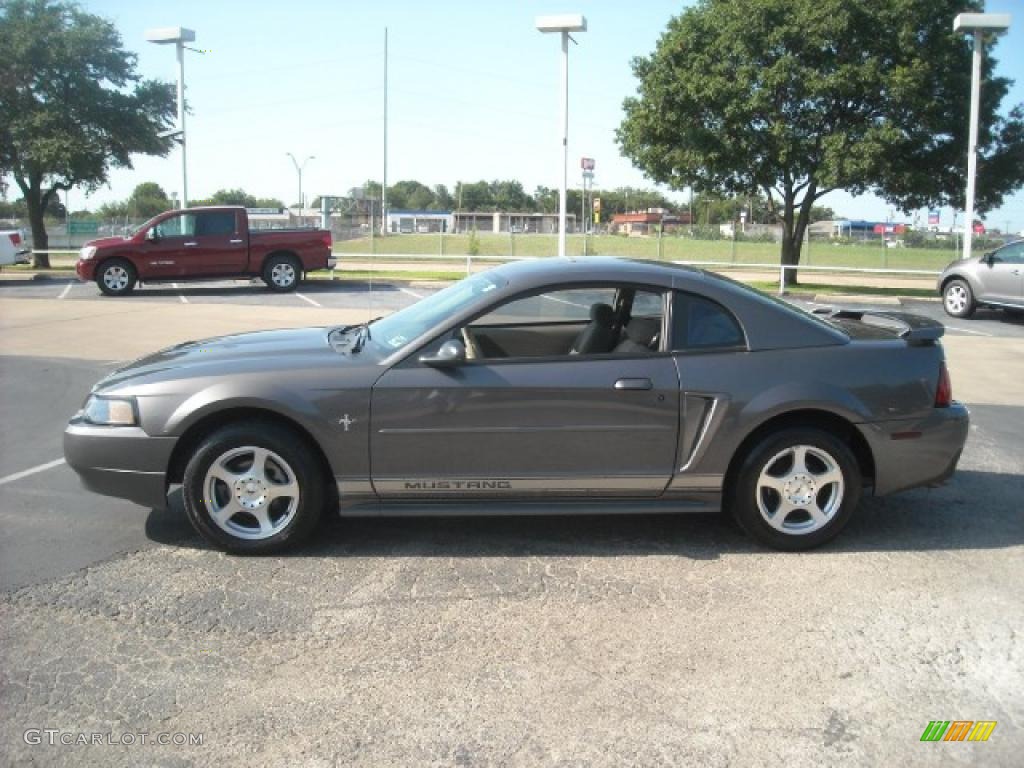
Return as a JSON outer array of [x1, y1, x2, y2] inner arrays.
[[0, 230, 30, 266]]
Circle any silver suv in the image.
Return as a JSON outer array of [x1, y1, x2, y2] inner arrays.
[[938, 239, 1024, 318]]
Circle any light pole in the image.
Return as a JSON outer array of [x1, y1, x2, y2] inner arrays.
[[145, 27, 197, 209], [953, 12, 1011, 262], [536, 14, 586, 258], [286, 153, 315, 218]]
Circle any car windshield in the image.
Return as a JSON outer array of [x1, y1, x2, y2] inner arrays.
[[369, 272, 506, 352]]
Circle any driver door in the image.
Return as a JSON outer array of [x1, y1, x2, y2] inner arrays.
[[369, 285, 680, 500]]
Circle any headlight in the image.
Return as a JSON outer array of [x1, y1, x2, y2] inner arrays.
[[82, 395, 138, 426], [79, 245, 97, 260]]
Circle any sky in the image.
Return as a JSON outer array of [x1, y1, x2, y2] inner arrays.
[[67, 0, 1024, 232]]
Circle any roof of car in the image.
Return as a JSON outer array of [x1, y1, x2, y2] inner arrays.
[[492, 256, 705, 288]]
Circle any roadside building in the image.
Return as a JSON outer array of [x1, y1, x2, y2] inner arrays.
[[453, 211, 574, 234], [385, 210, 455, 234], [611, 211, 683, 236]]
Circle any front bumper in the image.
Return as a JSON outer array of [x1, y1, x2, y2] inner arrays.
[[75, 259, 95, 281], [63, 422, 176, 509], [859, 402, 970, 496]]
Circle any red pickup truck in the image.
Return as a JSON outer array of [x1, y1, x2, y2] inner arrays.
[[76, 206, 335, 296]]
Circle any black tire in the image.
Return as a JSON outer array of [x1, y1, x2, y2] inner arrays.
[[96, 258, 137, 296], [182, 421, 325, 554], [730, 428, 862, 551], [942, 278, 976, 318], [262, 254, 301, 292]]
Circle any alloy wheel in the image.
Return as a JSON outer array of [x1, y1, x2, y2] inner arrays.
[[945, 283, 968, 315], [755, 444, 845, 535], [103, 266, 130, 291], [203, 446, 301, 540], [271, 263, 296, 288]]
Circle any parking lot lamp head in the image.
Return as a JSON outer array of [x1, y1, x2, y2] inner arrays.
[[535, 14, 586, 258], [952, 13, 1011, 262], [145, 27, 196, 209]]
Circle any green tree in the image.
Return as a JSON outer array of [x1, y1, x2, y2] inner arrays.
[[0, 0, 176, 266], [125, 182, 171, 219], [617, 0, 1024, 284]]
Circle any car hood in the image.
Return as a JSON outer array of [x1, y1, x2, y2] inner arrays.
[[94, 326, 376, 392], [83, 236, 132, 250]]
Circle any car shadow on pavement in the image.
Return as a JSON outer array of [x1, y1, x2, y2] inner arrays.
[[145, 468, 1022, 559]]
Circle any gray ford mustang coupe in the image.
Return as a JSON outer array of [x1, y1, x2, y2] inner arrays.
[[64, 258, 968, 553]]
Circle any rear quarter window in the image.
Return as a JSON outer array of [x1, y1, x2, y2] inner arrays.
[[672, 291, 746, 351]]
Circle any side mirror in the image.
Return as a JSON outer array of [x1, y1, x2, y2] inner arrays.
[[145, 228, 159, 243], [419, 339, 467, 368]]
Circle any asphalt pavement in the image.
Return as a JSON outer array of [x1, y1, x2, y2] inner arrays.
[[1, 278, 1022, 766]]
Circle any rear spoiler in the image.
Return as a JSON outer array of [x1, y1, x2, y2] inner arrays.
[[813, 308, 945, 344]]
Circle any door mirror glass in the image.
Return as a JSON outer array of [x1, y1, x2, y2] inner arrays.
[[419, 339, 466, 367]]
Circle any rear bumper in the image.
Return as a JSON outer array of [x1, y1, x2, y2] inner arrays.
[[327, 256, 338, 269], [859, 403, 969, 496], [63, 422, 175, 509]]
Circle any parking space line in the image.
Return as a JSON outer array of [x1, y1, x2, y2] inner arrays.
[[946, 325, 993, 337], [58, 282, 73, 299], [397, 287, 424, 299], [0, 458, 66, 487], [172, 283, 188, 304], [295, 292, 322, 307]]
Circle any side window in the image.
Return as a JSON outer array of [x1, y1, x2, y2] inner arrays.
[[195, 212, 236, 237], [672, 292, 745, 351], [472, 288, 617, 326], [994, 242, 1024, 265], [154, 214, 196, 239], [458, 285, 664, 360]]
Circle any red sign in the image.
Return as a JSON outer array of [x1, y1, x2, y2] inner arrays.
[[873, 224, 885, 234], [973, 221, 985, 234]]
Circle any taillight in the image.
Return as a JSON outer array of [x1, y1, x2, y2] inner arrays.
[[7, 233, 20, 246], [935, 362, 952, 407], [321, 231, 332, 249]]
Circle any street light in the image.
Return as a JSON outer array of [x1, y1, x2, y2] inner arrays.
[[953, 12, 1011, 262], [535, 13, 586, 258], [145, 27, 196, 209], [286, 153, 315, 217]]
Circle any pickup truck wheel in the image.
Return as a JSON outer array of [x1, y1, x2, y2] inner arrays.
[[96, 258, 136, 296], [182, 422, 324, 554], [943, 279, 976, 318], [263, 255, 301, 292], [731, 428, 861, 551]]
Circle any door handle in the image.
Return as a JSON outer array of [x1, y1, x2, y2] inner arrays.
[[229, 238, 243, 244], [614, 377, 653, 391], [184, 241, 198, 247]]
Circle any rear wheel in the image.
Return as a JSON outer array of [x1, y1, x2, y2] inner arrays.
[[263, 254, 301, 292], [182, 422, 325, 554], [731, 428, 861, 551], [943, 279, 976, 318], [96, 258, 136, 296]]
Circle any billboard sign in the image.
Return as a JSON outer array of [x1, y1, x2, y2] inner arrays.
[[580, 157, 595, 171]]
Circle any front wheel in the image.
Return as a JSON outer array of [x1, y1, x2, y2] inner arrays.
[[730, 428, 862, 551], [182, 422, 325, 554], [263, 254, 301, 292], [943, 279, 976, 318], [96, 258, 136, 296]]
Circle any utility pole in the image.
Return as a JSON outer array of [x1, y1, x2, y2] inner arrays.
[[381, 27, 388, 237]]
